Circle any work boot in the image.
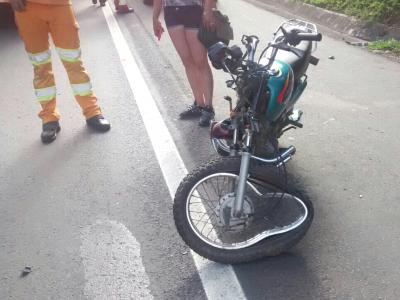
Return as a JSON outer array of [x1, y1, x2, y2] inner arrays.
[[86, 115, 111, 132], [199, 105, 215, 127], [114, 0, 134, 13], [41, 121, 61, 144], [179, 101, 202, 119]]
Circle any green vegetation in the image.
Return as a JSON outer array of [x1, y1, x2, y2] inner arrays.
[[298, 0, 400, 25], [368, 39, 400, 53]]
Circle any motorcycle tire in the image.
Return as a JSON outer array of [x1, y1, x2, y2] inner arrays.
[[173, 156, 313, 264]]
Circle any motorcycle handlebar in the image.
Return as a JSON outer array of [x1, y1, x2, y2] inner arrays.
[[295, 32, 322, 42]]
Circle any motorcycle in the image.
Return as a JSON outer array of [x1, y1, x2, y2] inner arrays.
[[173, 19, 322, 264]]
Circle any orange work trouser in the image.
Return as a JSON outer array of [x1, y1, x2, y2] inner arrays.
[[14, 2, 102, 124]]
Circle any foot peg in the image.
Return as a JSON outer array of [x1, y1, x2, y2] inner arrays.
[[288, 110, 303, 128]]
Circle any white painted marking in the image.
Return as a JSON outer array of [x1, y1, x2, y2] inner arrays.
[[102, 4, 247, 300], [81, 218, 153, 299]]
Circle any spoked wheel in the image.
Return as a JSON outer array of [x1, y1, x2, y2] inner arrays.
[[174, 157, 313, 264]]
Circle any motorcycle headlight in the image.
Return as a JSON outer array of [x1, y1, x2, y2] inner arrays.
[[208, 42, 228, 70]]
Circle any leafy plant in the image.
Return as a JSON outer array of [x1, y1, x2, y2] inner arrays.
[[368, 39, 400, 54], [298, 0, 400, 25]]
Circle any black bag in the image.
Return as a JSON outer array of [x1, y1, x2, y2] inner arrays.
[[198, 10, 234, 49]]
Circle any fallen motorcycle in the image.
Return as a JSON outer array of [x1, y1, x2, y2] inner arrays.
[[174, 19, 322, 264]]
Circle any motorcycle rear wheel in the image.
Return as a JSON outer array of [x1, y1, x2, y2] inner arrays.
[[173, 157, 313, 264]]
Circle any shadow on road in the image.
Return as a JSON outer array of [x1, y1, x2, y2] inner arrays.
[[235, 252, 326, 300]]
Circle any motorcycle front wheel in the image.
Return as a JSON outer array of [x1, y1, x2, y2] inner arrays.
[[173, 157, 313, 264]]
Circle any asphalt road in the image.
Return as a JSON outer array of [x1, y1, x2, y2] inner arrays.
[[1, 0, 400, 299]]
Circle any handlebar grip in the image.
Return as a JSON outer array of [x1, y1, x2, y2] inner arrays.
[[296, 32, 322, 42]]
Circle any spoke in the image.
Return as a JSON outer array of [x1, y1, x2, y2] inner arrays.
[[191, 194, 209, 201], [200, 182, 217, 206], [195, 221, 211, 229], [191, 195, 216, 210], [191, 218, 206, 222], [209, 177, 221, 201], [194, 213, 210, 227], [200, 217, 212, 234], [196, 211, 208, 223], [223, 175, 227, 194], [190, 174, 268, 246], [205, 226, 216, 239], [191, 192, 217, 209], [190, 209, 210, 214], [190, 194, 219, 218], [216, 176, 221, 198]]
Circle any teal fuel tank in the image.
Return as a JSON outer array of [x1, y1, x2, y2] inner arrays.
[[265, 60, 295, 122]]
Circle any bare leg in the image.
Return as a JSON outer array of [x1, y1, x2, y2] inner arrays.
[[185, 29, 214, 107], [167, 26, 204, 106]]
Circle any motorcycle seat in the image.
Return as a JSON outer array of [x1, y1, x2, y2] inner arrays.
[[275, 40, 312, 81]]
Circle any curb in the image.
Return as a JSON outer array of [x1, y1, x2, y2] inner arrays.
[[243, 0, 400, 41]]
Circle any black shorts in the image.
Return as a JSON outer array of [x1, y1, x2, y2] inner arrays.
[[164, 5, 202, 29]]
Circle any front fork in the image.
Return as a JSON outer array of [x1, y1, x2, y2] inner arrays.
[[232, 129, 252, 218]]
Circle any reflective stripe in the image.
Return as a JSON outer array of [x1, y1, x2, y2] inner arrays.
[[28, 50, 51, 66], [35, 86, 56, 102], [71, 82, 93, 96], [56, 47, 82, 62]]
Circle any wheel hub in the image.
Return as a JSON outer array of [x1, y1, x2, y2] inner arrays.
[[216, 193, 254, 231]]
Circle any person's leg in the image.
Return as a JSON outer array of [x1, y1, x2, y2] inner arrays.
[[48, 5, 98, 119], [48, 5, 110, 131], [183, 4, 214, 127], [185, 29, 214, 107], [14, 3, 60, 124], [167, 25, 204, 106], [14, 3, 62, 142]]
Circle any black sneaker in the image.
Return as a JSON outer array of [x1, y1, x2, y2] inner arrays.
[[179, 102, 202, 119], [199, 106, 215, 127], [41, 121, 61, 144]]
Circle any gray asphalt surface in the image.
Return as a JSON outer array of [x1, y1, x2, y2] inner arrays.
[[1, 0, 400, 299]]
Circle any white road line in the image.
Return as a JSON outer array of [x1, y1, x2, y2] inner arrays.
[[81, 218, 153, 299], [102, 4, 247, 300]]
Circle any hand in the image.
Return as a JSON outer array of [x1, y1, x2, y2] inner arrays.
[[153, 19, 164, 41], [10, 0, 26, 11], [202, 10, 216, 31]]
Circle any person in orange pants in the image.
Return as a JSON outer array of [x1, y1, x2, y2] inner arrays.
[[10, 0, 111, 143]]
